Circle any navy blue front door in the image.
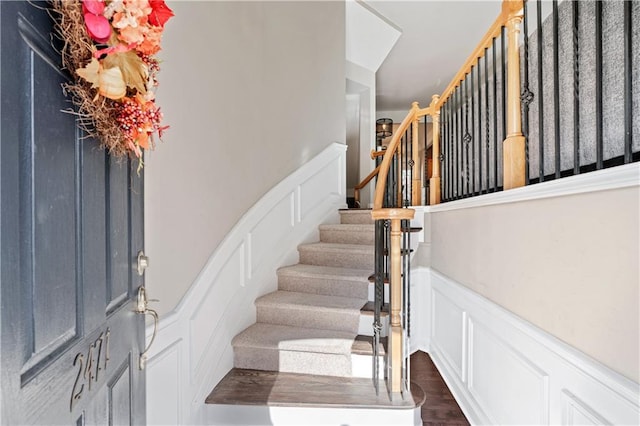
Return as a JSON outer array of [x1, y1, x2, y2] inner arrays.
[[1, 2, 145, 424]]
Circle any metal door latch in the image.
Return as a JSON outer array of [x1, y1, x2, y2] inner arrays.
[[134, 286, 158, 370]]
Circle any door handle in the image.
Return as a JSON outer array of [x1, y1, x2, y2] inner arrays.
[[134, 286, 158, 370]]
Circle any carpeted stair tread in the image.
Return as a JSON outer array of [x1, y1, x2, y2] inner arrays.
[[319, 223, 375, 245], [298, 242, 374, 269], [338, 209, 374, 225], [256, 290, 366, 333], [232, 323, 356, 355], [277, 264, 371, 299]]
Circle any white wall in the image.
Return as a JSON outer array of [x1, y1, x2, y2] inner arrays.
[[146, 144, 346, 425], [145, 1, 346, 317], [428, 164, 640, 383], [347, 61, 376, 207], [407, 165, 640, 424]]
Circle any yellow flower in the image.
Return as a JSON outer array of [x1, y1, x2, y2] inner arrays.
[[76, 58, 127, 100]]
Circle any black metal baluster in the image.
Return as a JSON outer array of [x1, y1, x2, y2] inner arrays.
[[471, 65, 477, 195], [595, 0, 603, 170], [501, 26, 507, 189], [464, 75, 471, 196], [478, 55, 484, 194], [573, 0, 580, 175], [452, 93, 457, 199], [373, 219, 384, 394], [537, 0, 545, 182], [458, 83, 463, 198], [624, 0, 633, 164], [521, 0, 533, 184], [442, 102, 448, 201], [553, 0, 561, 178], [447, 100, 452, 201], [485, 48, 490, 193], [492, 36, 498, 191], [456, 87, 465, 198]]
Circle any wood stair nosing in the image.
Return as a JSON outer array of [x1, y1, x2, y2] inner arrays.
[[206, 368, 425, 409], [360, 301, 389, 316]]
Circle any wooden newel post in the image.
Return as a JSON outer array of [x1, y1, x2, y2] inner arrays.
[[371, 207, 415, 397], [503, 0, 526, 190], [429, 95, 441, 205], [411, 102, 422, 206], [389, 218, 403, 393]]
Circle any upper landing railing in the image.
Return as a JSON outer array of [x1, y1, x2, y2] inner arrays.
[[368, 0, 638, 402]]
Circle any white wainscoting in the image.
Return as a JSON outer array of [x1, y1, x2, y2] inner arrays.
[[411, 267, 640, 425], [145, 143, 347, 425]]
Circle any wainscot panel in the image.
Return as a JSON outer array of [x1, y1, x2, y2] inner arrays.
[[413, 268, 640, 425]]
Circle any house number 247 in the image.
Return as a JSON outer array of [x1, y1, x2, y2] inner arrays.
[[69, 328, 110, 411]]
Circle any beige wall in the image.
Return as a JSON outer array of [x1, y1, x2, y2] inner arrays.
[[145, 1, 346, 317], [430, 186, 640, 382]]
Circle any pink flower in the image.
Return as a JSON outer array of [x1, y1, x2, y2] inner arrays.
[[82, 0, 111, 43]]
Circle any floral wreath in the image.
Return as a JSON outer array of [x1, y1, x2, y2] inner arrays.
[[51, 0, 174, 168]]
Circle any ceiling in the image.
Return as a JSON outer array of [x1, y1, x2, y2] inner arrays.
[[365, 1, 502, 112]]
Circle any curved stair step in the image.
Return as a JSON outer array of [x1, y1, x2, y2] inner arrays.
[[232, 323, 356, 377], [319, 223, 375, 245], [277, 264, 370, 299], [256, 290, 366, 333], [298, 242, 374, 270]]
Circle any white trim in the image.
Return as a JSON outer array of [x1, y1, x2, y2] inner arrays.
[[145, 143, 347, 426], [411, 266, 640, 425], [426, 162, 640, 213]]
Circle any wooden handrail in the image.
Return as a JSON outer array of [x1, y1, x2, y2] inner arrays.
[[353, 164, 381, 207], [435, 0, 523, 110], [370, 149, 386, 159], [372, 103, 418, 210]]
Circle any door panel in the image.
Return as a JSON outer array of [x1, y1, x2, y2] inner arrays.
[[1, 2, 146, 424], [107, 158, 132, 314]]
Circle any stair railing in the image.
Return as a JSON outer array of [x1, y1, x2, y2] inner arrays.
[[371, 101, 432, 399]]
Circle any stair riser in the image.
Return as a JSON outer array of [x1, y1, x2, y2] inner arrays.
[[234, 347, 383, 379], [359, 315, 388, 337], [278, 275, 369, 299], [234, 348, 353, 377], [339, 211, 374, 225], [320, 229, 375, 245], [257, 305, 360, 333], [205, 404, 421, 426], [367, 283, 390, 302], [298, 249, 374, 270]]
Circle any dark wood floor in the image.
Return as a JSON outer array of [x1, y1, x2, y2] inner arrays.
[[410, 351, 469, 426]]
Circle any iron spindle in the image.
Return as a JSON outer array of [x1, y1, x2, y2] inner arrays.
[[501, 26, 506, 189], [471, 65, 477, 195], [624, 0, 633, 164], [537, 0, 545, 182], [595, 0, 603, 169], [553, 0, 561, 178], [484, 48, 490, 193], [573, 0, 581, 175], [478, 56, 484, 194], [522, 0, 532, 184], [492, 36, 498, 191]]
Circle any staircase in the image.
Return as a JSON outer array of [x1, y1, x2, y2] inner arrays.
[[205, 209, 423, 425]]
